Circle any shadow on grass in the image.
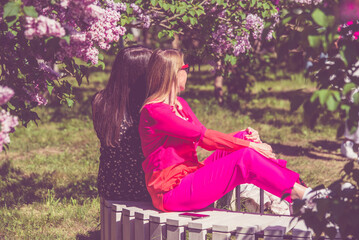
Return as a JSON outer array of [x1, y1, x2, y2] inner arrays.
[[310, 140, 341, 152], [270, 142, 348, 162], [0, 160, 98, 207], [56, 176, 98, 203], [241, 108, 295, 127], [76, 230, 101, 240], [0, 160, 55, 207], [255, 89, 313, 101]]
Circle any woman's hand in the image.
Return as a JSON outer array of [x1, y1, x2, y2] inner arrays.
[[245, 127, 261, 143], [249, 142, 276, 159]]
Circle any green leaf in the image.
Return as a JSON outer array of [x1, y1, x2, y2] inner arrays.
[[224, 55, 237, 65], [179, 6, 186, 15], [310, 91, 319, 103], [62, 35, 71, 45], [250, 0, 255, 7], [158, 31, 165, 39], [150, 0, 157, 6], [66, 98, 74, 107], [282, 16, 292, 25], [182, 15, 188, 23], [23, 6, 38, 18], [47, 84, 54, 95], [353, 92, 359, 105], [343, 83, 356, 96], [340, 104, 350, 116], [326, 94, 339, 111], [125, 33, 134, 41], [5, 16, 18, 27], [311, 8, 328, 27], [3, 2, 20, 18], [308, 35, 322, 48], [98, 53, 104, 60], [272, 31, 276, 39], [97, 61, 105, 70], [239, 1, 246, 8], [163, 3, 170, 11], [340, 46, 348, 66], [332, 91, 340, 101], [189, 17, 197, 25], [317, 89, 330, 106]]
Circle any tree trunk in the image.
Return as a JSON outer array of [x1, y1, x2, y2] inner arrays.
[[171, 34, 180, 49], [214, 61, 223, 104]]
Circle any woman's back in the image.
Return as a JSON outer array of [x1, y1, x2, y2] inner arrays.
[[97, 102, 150, 201], [92, 46, 152, 201]]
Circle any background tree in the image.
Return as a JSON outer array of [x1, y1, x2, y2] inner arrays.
[[0, 0, 278, 151]]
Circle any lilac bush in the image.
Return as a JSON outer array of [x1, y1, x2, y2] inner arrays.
[[0, 0, 148, 151], [0, 86, 18, 151]]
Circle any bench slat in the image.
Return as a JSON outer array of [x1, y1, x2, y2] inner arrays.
[[134, 209, 161, 240]]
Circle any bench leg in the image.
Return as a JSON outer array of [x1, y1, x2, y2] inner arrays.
[[188, 228, 207, 240], [123, 214, 135, 240], [101, 197, 105, 240], [167, 225, 185, 240], [111, 206, 123, 240], [149, 221, 166, 240], [135, 217, 150, 240], [212, 231, 231, 240]]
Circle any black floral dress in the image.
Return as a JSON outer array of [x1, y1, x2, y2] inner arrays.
[[97, 114, 151, 201]]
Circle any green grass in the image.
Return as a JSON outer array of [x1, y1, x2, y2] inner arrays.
[[0, 63, 355, 239]]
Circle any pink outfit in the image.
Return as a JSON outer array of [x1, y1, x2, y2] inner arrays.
[[139, 97, 299, 212], [163, 131, 299, 211]]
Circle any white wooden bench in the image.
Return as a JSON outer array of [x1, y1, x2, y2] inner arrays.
[[100, 197, 343, 240], [100, 184, 343, 240]]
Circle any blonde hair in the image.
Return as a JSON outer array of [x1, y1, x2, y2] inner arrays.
[[141, 49, 184, 111]]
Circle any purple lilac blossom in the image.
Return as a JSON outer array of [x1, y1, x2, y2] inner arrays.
[[245, 14, 264, 40], [290, 0, 323, 4], [0, 109, 19, 150], [130, 3, 151, 28], [24, 15, 66, 40], [0, 86, 18, 151], [233, 31, 251, 56], [0, 86, 14, 106], [23, 0, 127, 65], [210, 24, 233, 55]]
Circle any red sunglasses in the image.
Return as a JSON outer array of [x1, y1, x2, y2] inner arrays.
[[181, 64, 189, 74]]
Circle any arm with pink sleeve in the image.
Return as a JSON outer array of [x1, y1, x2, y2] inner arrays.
[[176, 98, 251, 151], [200, 129, 250, 151]]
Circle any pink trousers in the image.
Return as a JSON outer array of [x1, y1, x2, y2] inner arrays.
[[163, 131, 300, 211]]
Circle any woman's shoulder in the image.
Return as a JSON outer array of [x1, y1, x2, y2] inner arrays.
[[141, 102, 172, 118], [176, 96, 191, 109]]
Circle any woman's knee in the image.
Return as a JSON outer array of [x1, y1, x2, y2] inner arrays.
[[232, 147, 258, 165]]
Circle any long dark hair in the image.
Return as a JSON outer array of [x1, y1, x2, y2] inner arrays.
[[92, 46, 152, 147]]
